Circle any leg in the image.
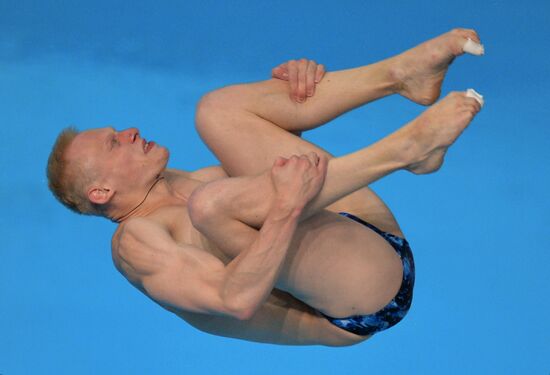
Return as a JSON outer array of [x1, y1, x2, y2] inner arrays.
[[192, 91, 482, 254], [196, 73, 402, 234], [199, 95, 404, 237], [196, 28, 482, 173], [196, 28, 482, 236], [191, 91, 481, 317]]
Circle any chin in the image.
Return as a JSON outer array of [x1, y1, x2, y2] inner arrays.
[[156, 147, 170, 173], [160, 147, 170, 165]]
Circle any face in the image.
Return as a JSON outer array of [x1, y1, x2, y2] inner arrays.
[[66, 127, 169, 200]]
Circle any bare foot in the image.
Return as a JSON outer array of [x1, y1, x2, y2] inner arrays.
[[390, 28, 484, 105], [402, 91, 483, 174]]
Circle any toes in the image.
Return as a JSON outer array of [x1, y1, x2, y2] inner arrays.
[[465, 88, 484, 107], [464, 97, 482, 113], [453, 90, 483, 110], [463, 38, 485, 56], [450, 28, 484, 55], [460, 104, 479, 120], [444, 90, 483, 112], [451, 28, 482, 44], [457, 93, 482, 126], [465, 29, 481, 44]]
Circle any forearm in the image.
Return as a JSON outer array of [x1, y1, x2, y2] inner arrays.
[[221, 200, 301, 320]]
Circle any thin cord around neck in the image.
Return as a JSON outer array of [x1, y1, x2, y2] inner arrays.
[[113, 176, 165, 223]]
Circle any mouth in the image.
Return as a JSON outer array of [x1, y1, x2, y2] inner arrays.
[[142, 139, 156, 154]]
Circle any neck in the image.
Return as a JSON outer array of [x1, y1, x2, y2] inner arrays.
[[109, 172, 190, 223], [111, 176, 165, 223]]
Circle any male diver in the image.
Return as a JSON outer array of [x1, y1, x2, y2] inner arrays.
[[47, 29, 484, 346]]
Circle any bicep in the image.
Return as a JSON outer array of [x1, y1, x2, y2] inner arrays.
[[119, 219, 232, 317], [141, 248, 231, 316]]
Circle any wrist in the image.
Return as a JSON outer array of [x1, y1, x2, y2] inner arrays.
[[270, 197, 304, 220]]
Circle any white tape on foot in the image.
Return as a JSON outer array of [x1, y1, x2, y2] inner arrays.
[[463, 38, 485, 55], [466, 88, 484, 106]]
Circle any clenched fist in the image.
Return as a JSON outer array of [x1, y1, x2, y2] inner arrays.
[[270, 152, 328, 214]]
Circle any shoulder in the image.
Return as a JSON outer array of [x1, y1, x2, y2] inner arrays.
[[112, 217, 175, 283], [114, 216, 165, 249]]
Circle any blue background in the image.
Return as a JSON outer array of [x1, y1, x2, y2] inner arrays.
[[1, 1, 549, 374]]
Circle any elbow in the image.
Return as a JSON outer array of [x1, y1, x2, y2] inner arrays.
[[223, 298, 259, 321], [232, 307, 256, 321]]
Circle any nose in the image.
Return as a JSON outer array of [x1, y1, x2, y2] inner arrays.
[[118, 127, 140, 144]]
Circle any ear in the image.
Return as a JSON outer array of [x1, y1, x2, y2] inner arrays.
[[87, 185, 115, 205]]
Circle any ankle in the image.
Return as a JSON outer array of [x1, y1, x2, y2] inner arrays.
[[347, 60, 401, 97], [388, 121, 424, 168], [373, 59, 402, 95], [385, 56, 408, 95]]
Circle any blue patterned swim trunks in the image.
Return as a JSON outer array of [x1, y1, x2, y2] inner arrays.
[[321, 212, 415, 336]]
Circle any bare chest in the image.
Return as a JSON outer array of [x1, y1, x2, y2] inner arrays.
[[153, 204, 233, 265], [111, 203, 232, 288]]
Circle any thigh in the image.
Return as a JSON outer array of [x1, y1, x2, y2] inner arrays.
[[279, 210, 404, 317], [197, 110, 404, 237]]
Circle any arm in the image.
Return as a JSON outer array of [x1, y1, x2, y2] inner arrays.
[[179, 289, 366, 346], [208, 200, 301, 319], [119, 155, 324, 320], [117, 210, 297, 321], [116, 220, 363, 345], [186, 153, 326, 319]]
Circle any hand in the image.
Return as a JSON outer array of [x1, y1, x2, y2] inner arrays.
[[270, 152, 328, 213], [271, 59, 325, 103]]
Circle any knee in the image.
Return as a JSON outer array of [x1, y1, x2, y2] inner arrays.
[[195, 90, 222, 135], [195, 85, 241, 134]]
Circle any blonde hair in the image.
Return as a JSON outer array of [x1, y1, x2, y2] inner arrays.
[[46, 127, 102, 216]]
